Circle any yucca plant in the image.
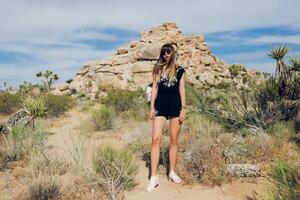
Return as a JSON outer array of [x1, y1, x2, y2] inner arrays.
[[267, 45, 290, 95], [22, 97, 47, 129], [290, 57, 300, 72]]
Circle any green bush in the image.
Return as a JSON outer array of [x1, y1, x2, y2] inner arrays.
[[101, 88, 144, 112], [11, 123, 46, 156], [122, 95, 149, 121], [44, 94, 73, 117], [17, 81, 36, 96], [93, 146, 138, 191], [263, 160, 300, 200], [0, 92, 21, 114], [268, 121, 295, 137], [229, 64, 246, 77], [92, 106, 114, 131], [287, 73, 300, 100]]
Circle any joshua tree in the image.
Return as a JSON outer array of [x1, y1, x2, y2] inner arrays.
[[267, 45, 290, 95], [36, 70, 59, 92], [0, 81, 12, 92]]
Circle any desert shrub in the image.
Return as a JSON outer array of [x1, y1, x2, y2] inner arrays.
[[127, 139, 145, 155], [93, 146, 138, 191], [91, 106, 114, 131], [18, 81, 36, 96], [27, 176, 61, 200], [60, 180, 104, 200], [262, 160, 300, 200], [183, 136, 226, 185], [286, 73, 300, 100], [30, 149, 69, 176], [268, 121, 295, 137], [44, 94, 73, 117], [181, 114, 288, 185], [229, 64, 247, 77], [101, 88, 145, 112], [0, 124, 33, 162], [185, 83, 206, 107], [0, 92, 21, 114], [182, 114, 226, 185], [121, 94, 149, 121], [8, 123, 46, 157]]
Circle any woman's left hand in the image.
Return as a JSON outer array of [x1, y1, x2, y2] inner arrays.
[[178, 110, 186, 125]]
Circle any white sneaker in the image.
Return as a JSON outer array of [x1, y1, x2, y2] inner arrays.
[[168, 171, 182, 184], [146, 176, 159, 192]]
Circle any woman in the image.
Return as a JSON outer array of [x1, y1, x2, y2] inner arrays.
[[147, 43, 186, 192]]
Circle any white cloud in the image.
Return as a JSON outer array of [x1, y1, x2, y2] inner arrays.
[[0, 0, 300, 87], [250, 35, 300, 44], [1, 0, 299, 35]]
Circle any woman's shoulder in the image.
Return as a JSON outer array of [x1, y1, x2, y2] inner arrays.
[[176, 65, 185, 72]]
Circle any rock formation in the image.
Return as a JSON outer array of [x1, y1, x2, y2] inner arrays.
[[53, 22, 261, 97]]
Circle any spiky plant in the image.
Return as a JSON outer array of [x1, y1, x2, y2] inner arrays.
[[267, 45, 290, 95], [22, 97, 47, 129], [290, 57, 300, 72]]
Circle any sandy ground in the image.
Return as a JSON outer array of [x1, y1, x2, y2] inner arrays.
[[46, 105, 262, 200], [125, 160, 261, 200], [0, 105, 262, 200]]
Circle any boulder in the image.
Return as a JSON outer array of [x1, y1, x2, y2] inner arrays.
[[55, 22, 259, 97], [226, 164, 261, 177]]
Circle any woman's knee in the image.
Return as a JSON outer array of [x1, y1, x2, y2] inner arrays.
[[152, 136, 161, 145], [170, 136, 178, 146]]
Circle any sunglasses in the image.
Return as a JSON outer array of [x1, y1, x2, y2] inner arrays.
[[162, 49, 172, 55]]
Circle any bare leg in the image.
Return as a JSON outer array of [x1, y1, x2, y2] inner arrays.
[[151, 116, 166, 176], [169, 117, 181, 172]]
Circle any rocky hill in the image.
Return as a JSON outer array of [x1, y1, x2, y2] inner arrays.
[[53, 22, 261, 97]]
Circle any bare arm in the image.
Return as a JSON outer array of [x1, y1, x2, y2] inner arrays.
[[150, 75, 158, 110], [179, 72, 186, 110]]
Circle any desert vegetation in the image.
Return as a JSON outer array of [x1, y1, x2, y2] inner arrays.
[[0, 46, 300, 200]]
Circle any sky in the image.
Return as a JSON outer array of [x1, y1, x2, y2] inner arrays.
[[0, 0, 300, 88]]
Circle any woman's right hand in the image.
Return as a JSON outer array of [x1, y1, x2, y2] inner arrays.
[[150, 107, 155, 120]]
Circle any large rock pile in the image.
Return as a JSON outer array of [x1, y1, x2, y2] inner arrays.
[[53, 22, 261, 97]]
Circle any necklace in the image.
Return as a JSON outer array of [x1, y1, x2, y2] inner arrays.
[[160, 68, 178, 87]]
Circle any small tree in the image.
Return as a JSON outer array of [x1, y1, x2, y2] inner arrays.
[[36, 70, 59, 92], [0, 81, 13, 93]]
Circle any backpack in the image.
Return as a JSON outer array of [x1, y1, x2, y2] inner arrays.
[[145, 82, 153, 103]]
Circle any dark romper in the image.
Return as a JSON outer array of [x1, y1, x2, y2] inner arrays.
[[154, 66, 185, 119]]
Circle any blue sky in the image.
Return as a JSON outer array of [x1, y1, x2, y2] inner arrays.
[[0, 0, 300, 88]]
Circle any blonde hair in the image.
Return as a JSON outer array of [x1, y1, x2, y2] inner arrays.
[[152, 43, 178, 83]]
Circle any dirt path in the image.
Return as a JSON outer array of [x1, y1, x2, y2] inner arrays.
[[45, 106, 262, 200], [125, 160, 260, 200]]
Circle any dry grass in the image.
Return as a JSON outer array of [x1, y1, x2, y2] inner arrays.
[[177, 113, 297, 186], [60, 178, 105, 200], [93, 146, 139, 191], [30, 149, 69, 177], [25, 175, 61, 200]]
